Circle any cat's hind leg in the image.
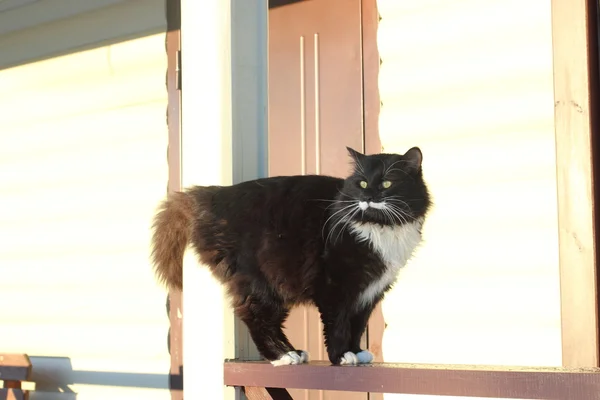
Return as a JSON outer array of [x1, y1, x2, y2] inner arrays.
[[234, 295, 308, 366]]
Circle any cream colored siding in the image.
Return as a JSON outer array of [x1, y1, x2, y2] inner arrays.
[[0, 27, 169, 400], [376, 0, 561, 396]]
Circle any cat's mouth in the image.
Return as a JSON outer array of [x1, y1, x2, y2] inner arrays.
[[358, 201, 386, 211]]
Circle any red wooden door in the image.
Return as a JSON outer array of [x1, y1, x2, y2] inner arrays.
[[269, 0, 381, 398]]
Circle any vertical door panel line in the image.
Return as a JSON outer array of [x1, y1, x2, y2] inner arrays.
[[300, 35, 307, 176], [314, 33, 321, 175]]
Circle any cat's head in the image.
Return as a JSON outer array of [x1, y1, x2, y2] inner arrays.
[[337, 146, 431, 226]]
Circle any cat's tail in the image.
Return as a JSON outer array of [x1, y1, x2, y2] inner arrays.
[[150, 191, 196, 291]]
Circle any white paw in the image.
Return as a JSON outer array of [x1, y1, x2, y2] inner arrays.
[[339, 351, 359, 365], [271, 351, 309, 366], [339, 350, 374, 365], [298, 350, 309, 363], [356, 350, 374, 364]]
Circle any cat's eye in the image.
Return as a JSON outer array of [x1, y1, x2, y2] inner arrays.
[[359, 181, 368, 189], [382, 180, 392, 189]]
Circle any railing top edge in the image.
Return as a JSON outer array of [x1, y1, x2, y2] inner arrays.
[[223, 360, 600, 399], [224, 359, 600, 374]]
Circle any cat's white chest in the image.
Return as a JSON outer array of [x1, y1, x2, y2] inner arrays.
[[350, 220, 423, 308]]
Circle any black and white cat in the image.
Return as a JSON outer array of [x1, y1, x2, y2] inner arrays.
[[151, 146, 431, 366]]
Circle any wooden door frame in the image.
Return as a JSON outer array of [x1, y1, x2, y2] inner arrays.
[[553, 0, 600, 367], [166, 0, 183, 399], [362, 0, 381, 157], [360, 2, 385, 383]]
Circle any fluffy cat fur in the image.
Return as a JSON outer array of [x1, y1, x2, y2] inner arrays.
[[151, 146, 431, 366]]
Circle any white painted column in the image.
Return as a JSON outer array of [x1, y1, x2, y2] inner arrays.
[[180, 0, 269, 398], [180, 0, 235, 399]]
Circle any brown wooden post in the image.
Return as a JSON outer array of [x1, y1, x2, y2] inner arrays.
[[551, 0, 600, 367], [0, 354, 31, 400], [166, 0, 183, 398], [361, 2, 384, 399], [361, 0, 381, 157]]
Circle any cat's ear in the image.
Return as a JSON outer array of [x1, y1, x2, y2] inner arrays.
[[403, 147, 423, 171], [346, 147, 366, 164]]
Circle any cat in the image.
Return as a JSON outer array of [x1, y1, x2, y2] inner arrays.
[[150, 146, 431, 366]]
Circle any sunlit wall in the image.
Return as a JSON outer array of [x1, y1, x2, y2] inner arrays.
[[377, 1, 561, 398]]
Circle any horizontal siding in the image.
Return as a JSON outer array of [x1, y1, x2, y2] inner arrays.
[[376, 1, 560, 398], [0, 0, 166, 70], [0, 29, 166, 92], [0, 0, 125, 36], [0, 33, 170, 399]]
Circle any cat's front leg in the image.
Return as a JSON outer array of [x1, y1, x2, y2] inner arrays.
[[320, 302, 376, 366], [346, 303, 377, 365], [320, 304, 363, 365], [321, 310, 352, 365]]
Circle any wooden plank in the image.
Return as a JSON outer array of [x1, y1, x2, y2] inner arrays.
[[244, 386, 293, 400], [224, 361, 600, 399], [551, 0, 599, 367], [0, 354, 31, 381]]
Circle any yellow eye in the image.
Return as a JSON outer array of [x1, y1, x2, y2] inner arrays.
[[359, 181, 368, 189], [382, 180, 392, 189]]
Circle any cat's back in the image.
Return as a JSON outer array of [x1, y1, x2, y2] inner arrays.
[[195, 174, 341, 205], [187, 174, 342, 223], [232, 174, 341, 196]]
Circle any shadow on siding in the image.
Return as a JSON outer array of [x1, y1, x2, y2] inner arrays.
[[27, 356, 176, 398]]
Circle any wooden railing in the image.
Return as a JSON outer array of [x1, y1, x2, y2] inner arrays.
[[0, 354, 32, 400], [224, 360, 600, 399]]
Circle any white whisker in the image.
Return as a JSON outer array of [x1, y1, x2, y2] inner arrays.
[[380, 207, 393, 225], [334, 207, 361, 244], [322, 202, 358, 240], [385, 197, 411, 209], [355, 159, 367, 177], [325, 204, 360, 245], [383, 160, 404, 176], [385, 204, 408, 225], [384, 168, 413, 180], [311, 198, 357, 203], [386, 203, 410, 225], [337, 189, 353, 199], [387, 201, 409, 219]]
